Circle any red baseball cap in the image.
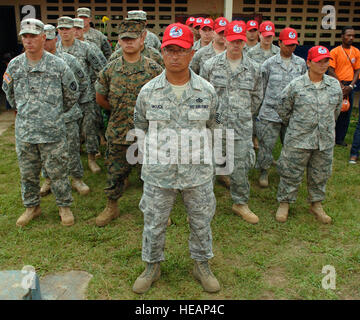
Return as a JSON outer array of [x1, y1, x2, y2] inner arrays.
[[307, 46, 332, 62], [259, 21, 275, 36], [200, 18, 214, 30], [193, 17, 204, 29], [225, 21, 247, 42], [279, 27, 299, 45], [246, 20, 258, 31], [214, 17, 229, 33], [161, 23, 194, 49], [186, 17, 195, 27]]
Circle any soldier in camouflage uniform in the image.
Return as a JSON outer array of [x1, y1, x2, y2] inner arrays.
[[274, 46, 342, 224], [243, 20, 259, 54], [190, 17, 228, 75], [255, 28, 307, 188], [2, 19, 79, 227], [132, 23, 221, 294], [192, 18, 215, 53], [192, 17, 204, 51], [95, 20, 162, 227], [201, 21, 263, 225], [77, 7, 113, 60], [56, 16, 107, 174], [42, 24, 90, 197]]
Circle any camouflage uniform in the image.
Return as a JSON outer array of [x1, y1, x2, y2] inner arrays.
[[275, 73, 342, 203], [2, 51, 79, 207], [193, 39, 202, 51], [84, 27, 113, 60], [134, 69, 219, 262], [255, 53, 307, 171], [95, 55, 162, 200], [144, 30, 161, 52], [247, 42, 280, 64], [190, 41, 217, 75], [201, 51, 263, 204], [243, 43, 257, 55], [109, 44, 164, 68]]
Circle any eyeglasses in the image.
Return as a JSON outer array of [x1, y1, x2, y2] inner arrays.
[[162, 47, 191, 56]]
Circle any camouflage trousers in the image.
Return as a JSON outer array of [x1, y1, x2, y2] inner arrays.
[[79, 101, 99, 154], [16, 139, 72, 207], [104, 142, 134, 200], [255, 119, 286, 170], [277, 145, 333, 203], [43, 121, 83, 179], [229, 140, 256, 204], [140, 180, 216, 263]]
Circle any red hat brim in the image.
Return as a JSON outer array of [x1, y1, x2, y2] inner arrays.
[[161, 39, 193, 49], [282, 39, 299, 45], [225, 34, 247, 42], [309, 54, 332, 62], [261, 31, 275, 37]]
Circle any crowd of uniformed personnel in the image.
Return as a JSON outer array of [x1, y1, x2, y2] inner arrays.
[[2, 8, 351, 294]]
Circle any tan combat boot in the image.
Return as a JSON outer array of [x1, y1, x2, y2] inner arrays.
[[232, 204, 259, 224], [96, 199, 120, 227], [88, 153, 101, 174], [276, 202, 289, 222], [259, 170, 269, 188], [40, 178, 51, 197], [16, 206, 41, 227], [310, 202, 332, 224], [218, 175, 231, 189], [193, 260, 220, 293], [58, 207, 74, 226], [72, 178, 90, 196], [133, 262, 161, 294]]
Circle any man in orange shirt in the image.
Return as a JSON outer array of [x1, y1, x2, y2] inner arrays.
[[328, 26, 360, 146]]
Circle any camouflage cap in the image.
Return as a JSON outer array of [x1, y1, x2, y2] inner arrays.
[[19, 18, 44, 36], [125, 10, 147, 21], [57, 16, 74, 29], [77, 7, 91, 18], [118, 20, 145, 39], [44, 24, 56, 40], [73, 18, 84, 28]]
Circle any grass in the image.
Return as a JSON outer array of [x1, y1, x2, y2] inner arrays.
[[0, 104, 359, 300]]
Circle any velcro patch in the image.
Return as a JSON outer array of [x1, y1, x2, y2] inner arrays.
[[3, 72, 12, 84]]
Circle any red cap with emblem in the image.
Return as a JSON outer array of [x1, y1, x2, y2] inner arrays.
[[224, 21, 247, 42], [161, 23, 194, 49]]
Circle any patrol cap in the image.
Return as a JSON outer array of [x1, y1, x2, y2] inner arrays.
[[246, 20, 259, 31], [57, 16, 74, 29], [77, 7, 91, 18], [259, 21, 275, 37], [44, 24, 56, 40], [161, 23, 194, 49], [118, 20, 145, 39], [73, 18, 84, 28], [225, 21, 247, 42], [19, 18, 44, 36], [200, 18, 214, 30], [126, 10, 147, 21], [214, 17, 229, 33], [279, 27, 298, 45], [307, 46, 332, 62], [193, 17, 204, 29], [186, 17, 196, 27]]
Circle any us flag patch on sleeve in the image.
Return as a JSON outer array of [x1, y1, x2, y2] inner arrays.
[[3, 72, 12, 84]]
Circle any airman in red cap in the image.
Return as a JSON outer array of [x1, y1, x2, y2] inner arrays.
[[244, 20, 259, 54], [192, 17, 204, 46]]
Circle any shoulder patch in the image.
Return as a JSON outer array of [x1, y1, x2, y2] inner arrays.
[[3, 72, 12, 84]]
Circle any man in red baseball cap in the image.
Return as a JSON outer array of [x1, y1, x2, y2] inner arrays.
[[255, 27, 307, 192], [190, 17, 228, 74], [244, 19, 259, 54], [201, 20, 263, 225], [133, 23, 221, 294], [191, 17, 203, 44], [274, 45, 342, 224]]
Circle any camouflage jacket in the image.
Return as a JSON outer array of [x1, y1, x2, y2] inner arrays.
[[201, 51, 263, 141], [193, 39, 202, 52], [2, 51, 79, 143], [258, 53, 307, 123], [109, 44, 164, 67], [95, 56, 162, 145], [134, 69, 219, 189], [243, 43, 257, 55], [190, 41, 219, 75], [145, 30, 161, 52], [276, 72, 343, 151], [247, 42, 280, 64], [84, 27, 113, 60]]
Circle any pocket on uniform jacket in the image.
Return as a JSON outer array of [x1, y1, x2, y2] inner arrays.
[[146, 109, 170, 121], [188, 109, 210, 121]]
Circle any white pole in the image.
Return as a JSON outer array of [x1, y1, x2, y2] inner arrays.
[[224, 0, 233, 21]]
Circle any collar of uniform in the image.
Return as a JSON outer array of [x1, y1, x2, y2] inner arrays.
[[303, 71, 331, 88], [114, 55, 146, 73], [24, 50, 50, 72], [221, 50, 250, 72], [153, 68, 202, 91]]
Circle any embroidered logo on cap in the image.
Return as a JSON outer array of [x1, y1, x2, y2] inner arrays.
[[219, 19, 227, 26], [250, 21, 256, 26], [204, 19, 211, 24], [169, 26, 183, 38], [196, 18, 202, 23], [265, 25, 273, 31], [190, 17, 195, 22], [318, 47, 327, 54], [233, 25, 243, 33], [289, 32, 296, 39]]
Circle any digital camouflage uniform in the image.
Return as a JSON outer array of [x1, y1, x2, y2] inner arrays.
[[134, 69, 219, 263], [243, 43, 257, 55], [255, 53, 307, 171], [109, 44, 164, 68], [247, 42, 280, 64], [190, 41, 218, 75], [201, 51, 263, 204], [95, 55, 162, 200], [275, 72, 342, 203], [192, 39, 202, 51], [84, 27, 113, 60], [2, 51, 79, 207]]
